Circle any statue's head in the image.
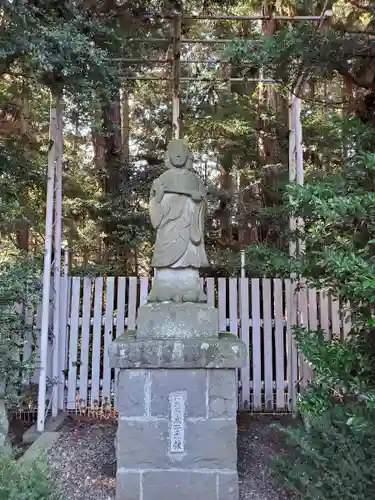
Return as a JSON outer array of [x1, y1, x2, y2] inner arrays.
[[167, 139, 189, 168]]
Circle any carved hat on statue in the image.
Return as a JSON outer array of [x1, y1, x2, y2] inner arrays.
[[166, 139, 193, 169]]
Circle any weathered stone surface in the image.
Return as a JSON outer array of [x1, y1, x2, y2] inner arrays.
[[116, 470, 141, 500], [117, 370, 147, 417], [147, 139, 209, 303], [117, 418, 237, 470], [218, 472, 239, 500], [209, 370, 237, 419], [142, 471, 217, 500], [148, 267, 207, 303], [109, 332, 247, 369], [151, 369, 206, 417], [137, 302, 218, 339]]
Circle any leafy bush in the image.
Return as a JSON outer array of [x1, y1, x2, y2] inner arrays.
[[243, 143, 375, 498], [274, 402, 375, 500], [272, 328, 375, 500], [0, 448, 62, 500], [0, 255, 42, 406]]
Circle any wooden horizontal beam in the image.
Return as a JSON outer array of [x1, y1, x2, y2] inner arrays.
[[179, 14, 330, 21], [122, 76, 279, 83], [112, 58, 256, 65], [134, 13, 332, 21]]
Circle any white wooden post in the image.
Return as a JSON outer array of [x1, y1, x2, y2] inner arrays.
[[172, 12, 181, 139], [288, 94, 298, 410], [52, 99, 63, 417], [295, 97, 305, 253], [37, 97, 58, 432]]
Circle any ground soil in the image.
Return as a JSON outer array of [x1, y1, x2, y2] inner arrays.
[[45, 413, 300, 500]]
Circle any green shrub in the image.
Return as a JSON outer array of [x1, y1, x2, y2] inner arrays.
[[0, 448, 62, 500], [0, 255, 42, 407], [273, 402, 375, 500], [272, 327, 375, 500]]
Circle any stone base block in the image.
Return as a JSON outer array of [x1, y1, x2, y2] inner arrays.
[[115, 368, 241, 499], [137, 301, 218, 339], [117, 470, 239, 500], [116, 470, 140, 500]]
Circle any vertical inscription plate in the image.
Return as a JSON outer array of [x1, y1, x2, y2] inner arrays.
[[169, 391, 186, 453]]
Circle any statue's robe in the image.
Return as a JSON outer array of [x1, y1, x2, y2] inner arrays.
[[149, 168, 209, 269]]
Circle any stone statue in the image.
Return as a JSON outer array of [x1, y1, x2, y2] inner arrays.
[[147, 139, 209, 303]]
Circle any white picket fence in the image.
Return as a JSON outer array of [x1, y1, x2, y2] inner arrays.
[[40, 276, 351, 413]]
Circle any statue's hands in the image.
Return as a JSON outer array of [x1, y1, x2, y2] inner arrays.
[[192, 191, 204, 202]]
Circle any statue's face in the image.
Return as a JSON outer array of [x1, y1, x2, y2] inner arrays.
[[168, 139, 189, 168]]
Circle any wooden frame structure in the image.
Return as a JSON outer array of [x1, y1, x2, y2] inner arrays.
[[37, 8, 332, 431]]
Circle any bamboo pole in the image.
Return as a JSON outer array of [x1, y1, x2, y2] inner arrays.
[[37, 95, 58, 432]]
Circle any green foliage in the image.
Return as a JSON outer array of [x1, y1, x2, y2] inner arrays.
[[246, 130, 375, 315], [0, 256, 42, 406], [0, 448, 62, 500], [1, 0, 125, 104], [273, 402, 375, 500], [241, 116, 375, 498], [272, 328, 375, 500]]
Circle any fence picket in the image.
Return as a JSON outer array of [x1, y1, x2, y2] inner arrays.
[[79, 278, 92, 407], [263, 279, 273, 410], [298, 280, 309, 328], [229, 278, 238, 335], [67, 278, 81, 410], [218, 278, 227, 331], [319, 290, 330, 337], [274, 279, 284, 410], [239, 278, 250, 409], [117, 277, 126, 337], [331, 298, 341, 338], [128, 277, 137, 330], [63, 277, 72, 382], [251, 278, 262, 410], [58, 273, 68, 409], [114, 277, 126, 406], [22, 307, 34, 387], [91, 277, 103, 406], [206, 277, 215, 307], [31, 305, 42, 384], [298, 279, 311, 385], [342, 302, 351, 340], [23, 307, 33, 363], [102, 277, 115, 403], [286, 279, 298, 410], [308, 288, 318, 331], [139, 277, 149, 307]]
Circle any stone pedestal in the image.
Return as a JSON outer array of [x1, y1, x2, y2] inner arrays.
[[109, 328, 246, 500]]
